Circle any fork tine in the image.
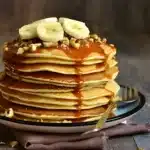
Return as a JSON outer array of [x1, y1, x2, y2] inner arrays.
[[128, 87, 133, 100], [133, 88, 138, 99], [123, 87, 127, 100], [122, 87, 136, 101]]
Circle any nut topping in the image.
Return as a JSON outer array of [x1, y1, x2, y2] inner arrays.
[[43, 42, 58, 48], [5, 108, 14, 118], [62, 37, 69, 45], [90, 34, 99, 40], [110, 44, 114, 47], [30, 43, 42, 52], [102, 38, 107, 43], [70, 38, 80, 49], [17, 47, 24, 55], [88, 38, 94, 42], [14, 43, 19, 47]]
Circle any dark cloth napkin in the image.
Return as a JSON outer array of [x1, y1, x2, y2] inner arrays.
[[12, 123, 150, 150]]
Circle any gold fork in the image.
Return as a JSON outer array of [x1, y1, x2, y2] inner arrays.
[[82, 87, 139, 135], [82, 102, 115, 135]]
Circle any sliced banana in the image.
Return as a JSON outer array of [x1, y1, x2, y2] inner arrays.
[[61, 18, 90, 39], [37, 22, 64, 42], [59, 17, 85, 25], [19, 23, 37, 40], [19, 17, 57, 40], [32, 17, 58, 25]]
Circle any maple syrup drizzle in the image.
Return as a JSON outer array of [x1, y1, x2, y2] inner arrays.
[[73, 63, 83, 118]]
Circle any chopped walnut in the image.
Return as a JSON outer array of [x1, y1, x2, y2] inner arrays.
[[29, 43, 42, 52], [70, 38, 80, 49], [62, 37, 69, 45], [14, 43, 19, 47], [43, 42, 58, 48], [110, 44, 115, 47], [79, 39, 89, 46], [96, 37, 102, 43], [88, 38, 94, 42], [30, 44, 37, 51], [70, 37, 76, 41], [5, 108, 14, 118], [90, 34, 99, 40], [17, 48, 24, 55], [61, 43, 68, 49], [102, 38, 107, 43]]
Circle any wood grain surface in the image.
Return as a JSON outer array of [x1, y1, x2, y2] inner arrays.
[[0, 0, 150, 36]]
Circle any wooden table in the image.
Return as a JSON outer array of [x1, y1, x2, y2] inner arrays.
[[0, 34, 150, 149]]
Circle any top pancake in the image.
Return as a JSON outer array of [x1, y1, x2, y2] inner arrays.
[[4, 39, 116, 63]]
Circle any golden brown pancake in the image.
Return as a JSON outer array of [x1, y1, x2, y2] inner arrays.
[[4, 41, 116, 61], [0, 75, 106, 92], [4, 59, 117, 75], [0, 95, 107, 119], [1, 86, 112, 102], [2, 94, 110, 110], [7, 57, 105, 65], [13, 114, 105, 123], [5, 66, 119, 87]]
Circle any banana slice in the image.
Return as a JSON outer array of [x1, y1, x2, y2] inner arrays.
[[59, 17, 85, 25], [32, 17, 58, 25], [37, 22, 64, 42], [19, 17, 58, 40], [19, 24, 37, 40], [60, 18, 90, 39]]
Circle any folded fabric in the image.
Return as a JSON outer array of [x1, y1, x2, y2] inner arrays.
[[12, 123, 150, 150]]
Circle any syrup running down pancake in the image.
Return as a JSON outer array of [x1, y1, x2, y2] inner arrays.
[[0, 17, 120, 123]]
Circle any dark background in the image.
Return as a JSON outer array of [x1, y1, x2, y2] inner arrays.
[[0, 0, 149, 36], [0, 0, 150, 36]]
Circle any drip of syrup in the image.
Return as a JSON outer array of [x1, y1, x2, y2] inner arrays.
[[72, 62, 84, 118]]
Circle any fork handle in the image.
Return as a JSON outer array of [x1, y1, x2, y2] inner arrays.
[[96, 102, 115, 129]]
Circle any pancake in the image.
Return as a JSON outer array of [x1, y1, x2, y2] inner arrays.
[[7, 57, 104, 65], [4, 41, 116, 61], [2, 94, 110, 110], [0, 96, 107, 119], [6, 66, 119, 87], [0, 76, 106, 93], [13, 114, 105, 123], [0, 75, 119, 95], [1, 85, 112, 101], [22, 81, 120, 100], [5, 59, 117, 75]]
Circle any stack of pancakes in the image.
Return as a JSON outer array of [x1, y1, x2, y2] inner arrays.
[[0, 36, 120, 123]]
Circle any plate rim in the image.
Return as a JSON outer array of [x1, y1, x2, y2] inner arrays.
[[0, 85, 146, 127]]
